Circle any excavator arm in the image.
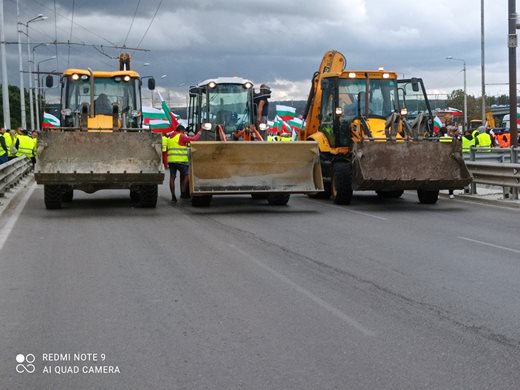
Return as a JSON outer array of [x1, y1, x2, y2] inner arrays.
[[303, 51, 346, 139]]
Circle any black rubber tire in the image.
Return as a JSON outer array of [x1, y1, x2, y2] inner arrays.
[[331, 162, 353, 205], [130, 190, 140, 203], [267, 193, 290, 206], [191, 195, 212, 207], [376, 190, 404, 199], [417, 189, 439, 204], [44, 185, 62, 210], [62, 189, 73, 202], [139, 185, 158, 208], [251, 193, 269, 200]]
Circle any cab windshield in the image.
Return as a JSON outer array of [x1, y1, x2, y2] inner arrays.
[[64, 76, 140, 114], [338, 78, 399, 119], [203, 84, 252, 133]]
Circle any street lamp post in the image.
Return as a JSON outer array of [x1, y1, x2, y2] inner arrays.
[[35, 56, 56, 131], [16, 0, 27, 129], [22, 14, 47, 130], [446, 56, 467, 131]]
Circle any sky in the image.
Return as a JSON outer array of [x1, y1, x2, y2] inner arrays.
[[0, 0, 515, 107]]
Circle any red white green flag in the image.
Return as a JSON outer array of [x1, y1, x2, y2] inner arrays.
[[158, 91, 179, 131], [433, 115, 443, 134], [42, 112, 60, 128], [276, 105, 296, 122]]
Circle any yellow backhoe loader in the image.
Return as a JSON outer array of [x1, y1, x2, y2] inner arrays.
[[303, 50, 471, 204]]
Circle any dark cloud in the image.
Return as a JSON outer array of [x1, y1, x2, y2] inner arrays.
[[0, 0, 513, 107]]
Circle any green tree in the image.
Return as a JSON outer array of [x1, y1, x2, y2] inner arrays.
[[0, 84, 32, 129]]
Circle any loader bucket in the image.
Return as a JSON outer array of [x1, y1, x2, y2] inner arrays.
[[34, 131, 164, 188], [351, 140, 472, 191], [189, 141, 323, 194]]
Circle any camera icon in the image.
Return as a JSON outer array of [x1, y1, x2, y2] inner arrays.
[[16, 354, 36, 374]]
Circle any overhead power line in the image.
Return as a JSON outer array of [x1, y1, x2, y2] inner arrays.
[[136, 0, 163, 49], [124, 0, 141, 47], [23, 0, 117, 46]]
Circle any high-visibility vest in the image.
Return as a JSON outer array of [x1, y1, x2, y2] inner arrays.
[[440, 135, 453, 143], [461, 136, 475, 152], [161, 136, 168, 153], [17, 135, 34, 158], [0, 135, 6, 157], [475, 132, 492, 152], [5, 134, 18, 157], [167, 133, 189, 163]]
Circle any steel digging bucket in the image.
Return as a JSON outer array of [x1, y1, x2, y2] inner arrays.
[[34, 131, 164, 187], [351, 140, 472, 191], [189, 141, 323, 194]]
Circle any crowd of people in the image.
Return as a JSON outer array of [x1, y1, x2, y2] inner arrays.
[[0, 127, 38, 165], [437, 124, 518, 151]]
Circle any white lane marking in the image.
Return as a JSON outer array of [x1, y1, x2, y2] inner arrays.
[[458, 236, 520, 255], [229, 244, 376, 337], [0, 183, 36, 252], [320, 202, 388, 221]]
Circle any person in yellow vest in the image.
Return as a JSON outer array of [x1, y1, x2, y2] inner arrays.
[[474, 126, 492, 152], [16, 130, 35, 161], [29, 130, 38, 164], [5, 129, 19, 161], [462, 128, 476, 153], [439, 127, 456, 198], [166, 125, 203, 202], [439, 126, 452, 143], [0, 127, 9, 164]]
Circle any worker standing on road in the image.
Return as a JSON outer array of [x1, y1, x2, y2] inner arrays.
[[5, 129, 19, 161], [474, 126, 492, 152], [461, 128, 476, 153], [0, 128, 8, 165], [439, 127, 456, 199], [30, 130, 38, 165], [166, 125, 203, 202], [16, 130, 35, 161]]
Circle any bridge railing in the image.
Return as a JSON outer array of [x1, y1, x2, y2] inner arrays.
[[464, 147, 520, 200], [0, 157, 33, 197]]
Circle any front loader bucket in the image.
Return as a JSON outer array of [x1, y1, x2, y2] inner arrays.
[[189, 141, 323, 194], [34, 132, 164, 188], [351, 140, 472, 191]]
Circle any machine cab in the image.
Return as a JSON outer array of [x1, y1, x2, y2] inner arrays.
[[187, 77, 255, 140], [319, 70, 401, 147], [59, 69, 143, 129]]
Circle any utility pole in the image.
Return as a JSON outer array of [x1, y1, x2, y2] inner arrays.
[[508, 0, 518, 147], [481, 0, 486, 125], [0, 0, 11, 129], [16, 0, 26, 129]]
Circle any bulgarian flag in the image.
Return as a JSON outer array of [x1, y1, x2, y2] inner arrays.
[[433, 115, 443, 134], [158, 91, 179, 131], [276, 105, 296, 122], [42, 112, 60, 128], [142, 106, 170, 130]]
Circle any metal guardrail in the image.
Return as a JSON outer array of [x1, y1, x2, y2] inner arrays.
[[464, 147, 520, 200], [0, 157, 33, 197]]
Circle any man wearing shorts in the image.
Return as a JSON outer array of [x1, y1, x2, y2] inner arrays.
[[166, 125, 203, 202]]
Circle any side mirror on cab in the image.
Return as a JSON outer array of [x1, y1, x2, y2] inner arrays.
[[148, 78, 155, 90], [46, 75, 53, 88]]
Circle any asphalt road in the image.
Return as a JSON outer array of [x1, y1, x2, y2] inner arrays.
[[1, 183, 519, 389]]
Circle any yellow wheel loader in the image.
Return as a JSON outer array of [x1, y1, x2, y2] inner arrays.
[[186, 77, 323, 207], [303, 50, 471, 205], [35, 55, 164, 209]]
